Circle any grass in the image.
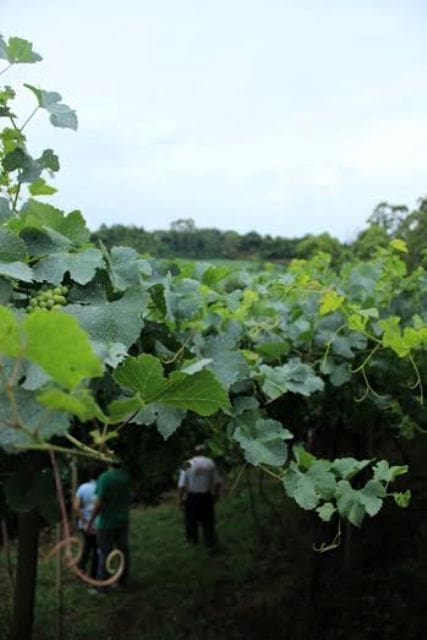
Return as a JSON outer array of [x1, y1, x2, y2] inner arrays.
[[2, 464, 427, 640], [0, 478, 303, 640]]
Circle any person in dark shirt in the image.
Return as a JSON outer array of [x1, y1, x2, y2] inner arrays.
[[86, 460, 131, 590]]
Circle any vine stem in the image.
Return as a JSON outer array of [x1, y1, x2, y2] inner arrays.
[[64, 433, 113, 461], [408, 353, 424, 405], [20, 106, 40, 132], [321, 323, 346, 369], [351, 343, 380, 373], [228, 464, 247, 497], [0, 63, 13, 76], [312, 517, 342, 553], [14, 442, 112, 462], [11, 183, 21, 214], [259, 465, 283, 481]]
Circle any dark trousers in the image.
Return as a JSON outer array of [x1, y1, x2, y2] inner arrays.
[[78, 531, 98, 579], [185, 492, 216, 547], [97, 525, 130, 587]]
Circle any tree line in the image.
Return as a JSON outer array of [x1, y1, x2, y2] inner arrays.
[[92, 199, 427, 269]]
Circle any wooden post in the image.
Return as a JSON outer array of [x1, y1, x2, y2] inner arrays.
[[11, 510, 40, 640]]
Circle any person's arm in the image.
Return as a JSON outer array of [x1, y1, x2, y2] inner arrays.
[[85, 497, 101, 532], [177, 469, 187, 508], [73, 495, 83, 522]]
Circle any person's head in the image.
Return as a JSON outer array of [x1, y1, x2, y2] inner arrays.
[[194, 443, 207, 455]]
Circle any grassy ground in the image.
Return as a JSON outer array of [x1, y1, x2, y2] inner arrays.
[[2, 466, 427, 640], [0, 480, 305, 640]]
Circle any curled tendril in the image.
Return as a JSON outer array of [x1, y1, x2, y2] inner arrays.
[[312, 518, 341, 553], [46, 536, 124, 587]]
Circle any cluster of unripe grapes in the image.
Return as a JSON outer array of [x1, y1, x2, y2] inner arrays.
[[26, 284, 69, 313]]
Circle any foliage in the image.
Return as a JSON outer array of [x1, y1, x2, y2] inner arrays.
[[0, 34, 426, 540]]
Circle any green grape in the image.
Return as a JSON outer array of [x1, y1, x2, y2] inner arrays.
[[52, 304, 62, 311], [37, 306, 48, 312], [38, 300, 47, 308], [53, 287, 62, 296], [53, 294, 66, 305], [61, 285, 69, 295], [29, 298, 38, 307], [26, 306, 33, 313], [45, 299, 55, 309]]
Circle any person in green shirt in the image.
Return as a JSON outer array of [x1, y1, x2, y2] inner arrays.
[[86, 461, 131, 590]]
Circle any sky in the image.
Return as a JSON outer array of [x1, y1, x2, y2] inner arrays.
[[2, 0, 427, 240]]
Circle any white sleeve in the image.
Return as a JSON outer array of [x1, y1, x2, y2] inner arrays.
[[178, 469, 187, 488]]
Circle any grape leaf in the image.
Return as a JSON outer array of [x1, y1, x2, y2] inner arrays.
[[234, 415, 291, 467], [0, 260, 33, 282], [316, 502, 336, 522], [0, 37, 42, 64], [0, 306, 21, 356], [37, 388, 107, 422], [24, 84, 78, 130], [114, 354, 167, 400], [29, 178, 57, 196], [259, 358, 324, 399], [33, 248, 104, 285], [24, 311, 103, 389], [0, 229, 27, 262], [159, 369, 230, 416], [0, 387, 69, 452], [135, 403, 186, 439]]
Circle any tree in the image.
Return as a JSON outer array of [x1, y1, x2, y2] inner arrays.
[[368, 201, 409, 236], [170, 218, 196, 233]]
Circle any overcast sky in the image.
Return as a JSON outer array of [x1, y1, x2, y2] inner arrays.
[[2, 0, 427, 240]]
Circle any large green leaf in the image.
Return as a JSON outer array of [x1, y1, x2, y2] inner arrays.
[[135, 403, 186, 439], [37, 388, 107, 422], [0, 229, 28, 262], [107, 397, 144, 422], [331, 458, 372, 480], [259, 358, 324, 400], [159, 369, 230, 416], [66, 288, 148, 361], [203, 335, 250, 388], [33, 248, 104, 285], [0, 387, 69, 452], [107, 246, 152, 291], [24, 311, 103, 389], [20, 228, 72, 257], [0, 36, 42, 64], [113, 354, 167, 400], [335, 479, 385, 527], [11, 200, 90, 244], [320, 357, 352, 387], [234, 414, 292, 467], [0, 260, 33, 282], [28, 178, 57, 196], [284, 460, 336, 510], [0, 306, 21, 356]]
